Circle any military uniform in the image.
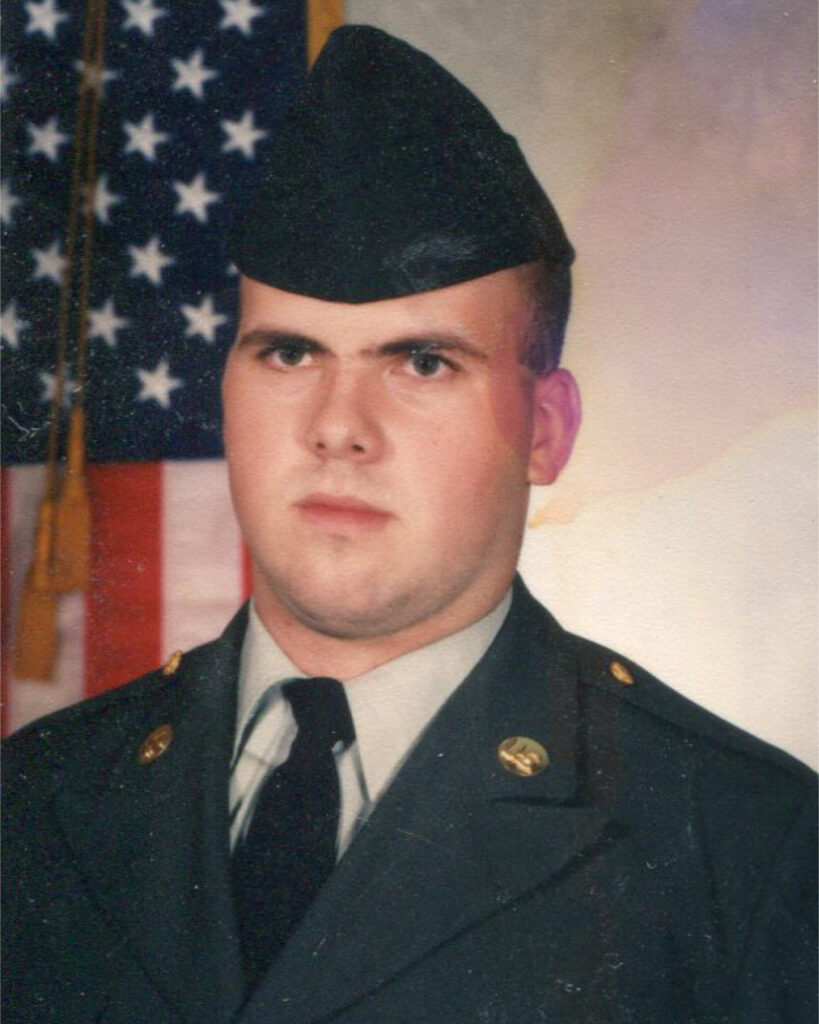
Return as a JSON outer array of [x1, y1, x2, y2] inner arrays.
[[3, 578, 816, 1023]]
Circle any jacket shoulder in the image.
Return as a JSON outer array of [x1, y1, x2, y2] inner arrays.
[[2, 609, 245, 795], [561, 626, 816, 788], [5, 677, 185, 814]]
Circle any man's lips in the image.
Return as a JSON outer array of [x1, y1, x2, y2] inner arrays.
[[295, 493, 393, 531]]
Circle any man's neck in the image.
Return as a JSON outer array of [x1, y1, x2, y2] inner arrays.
[[251, 576, 514, 680]]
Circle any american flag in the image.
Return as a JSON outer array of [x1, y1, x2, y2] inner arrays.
[[1, 0, 308, 735]]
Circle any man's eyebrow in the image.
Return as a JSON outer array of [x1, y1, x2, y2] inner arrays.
[[235, 328, 326, 351], [235, 328, 489, 362], [372, 335, 489, 362]]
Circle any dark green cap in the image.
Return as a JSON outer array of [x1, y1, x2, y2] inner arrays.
[[229, 25, 574, 303]]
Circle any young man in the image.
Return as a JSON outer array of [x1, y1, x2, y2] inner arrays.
[[4, 26, 815, 1024]]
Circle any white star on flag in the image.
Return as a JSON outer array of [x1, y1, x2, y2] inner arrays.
[[75, 59, 120, 96], [88, 297, 130, 347], [171, 49, 218, 100], [27, 116, 69, 162], [123, 112, 169, 161], [39, 370, 77, 407], [1, 300, 29, 349], [25, 0, 69, 42], [91, 173, 122, 224], [121, 0, 167, 37], [129, 236, 175, 286], [181, 295, 228, 344], [136, 357, 183, 408], [1, 179, 21, 227], [221, 110, 267, 158], [173, 171, 220, 223], [218, 0, 265, 35], [31, 239, 66, 285], [1, 54, 20, 104]]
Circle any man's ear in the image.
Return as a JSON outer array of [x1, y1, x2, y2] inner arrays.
[[527, 368, 582, 486]]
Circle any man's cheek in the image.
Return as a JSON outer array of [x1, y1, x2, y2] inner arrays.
[[484, 363, 534, 462], [226, 396, 282, 467]]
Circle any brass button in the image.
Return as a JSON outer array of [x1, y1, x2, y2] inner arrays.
[[138, 724, 173, 765], [162, 650, 183, 676], [610, 660, 634, 686], [497, 736, 549, 777]]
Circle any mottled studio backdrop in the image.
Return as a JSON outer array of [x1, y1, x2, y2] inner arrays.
[[350, 0, 817, 766]]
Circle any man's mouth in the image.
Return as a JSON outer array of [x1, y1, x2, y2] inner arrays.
[[295, 493, 393, 532]]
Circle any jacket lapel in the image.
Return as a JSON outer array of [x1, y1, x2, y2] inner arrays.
[[52, 609, 248, 1024], [242, 580, 622, 1024]]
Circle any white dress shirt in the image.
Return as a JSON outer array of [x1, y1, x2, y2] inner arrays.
[[229, 591, 512, 857]]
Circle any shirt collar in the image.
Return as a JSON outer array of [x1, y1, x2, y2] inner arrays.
[[235, 604, 303, 748], [236, 591, 512, 800]]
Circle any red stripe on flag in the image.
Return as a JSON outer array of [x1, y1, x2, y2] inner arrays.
[[1, 468, 11, 736], [85, 463, 163, 697]]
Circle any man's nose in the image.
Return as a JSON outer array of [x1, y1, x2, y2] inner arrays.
[[307, 368, 383, 462]]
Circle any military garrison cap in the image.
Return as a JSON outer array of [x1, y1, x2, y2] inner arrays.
[[229, 25, 574, 303]]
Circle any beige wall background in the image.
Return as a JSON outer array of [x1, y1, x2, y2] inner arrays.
[[348, 0, 818, 766]]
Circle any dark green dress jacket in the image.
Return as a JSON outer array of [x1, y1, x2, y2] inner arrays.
[[3, 579, 816, 1022]]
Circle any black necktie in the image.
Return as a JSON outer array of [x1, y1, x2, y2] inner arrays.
[[232, 676, 355, 992]]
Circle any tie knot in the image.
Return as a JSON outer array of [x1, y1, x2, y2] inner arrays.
[[283, 676, 355, 751]]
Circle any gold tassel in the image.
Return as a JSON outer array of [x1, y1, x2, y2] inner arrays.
[[13, 498, 59, 681], [53, 405, 91, 592], [307, 0, 343, 67]]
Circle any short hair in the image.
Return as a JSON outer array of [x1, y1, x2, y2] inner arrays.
[[520, 260, 572, 375]]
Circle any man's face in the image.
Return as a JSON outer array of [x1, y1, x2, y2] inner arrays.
[[223, 265, 577, 644]]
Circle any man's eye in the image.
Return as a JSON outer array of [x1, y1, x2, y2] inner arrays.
[[405, 350, 452, 377], [262, 343, 313, 368]]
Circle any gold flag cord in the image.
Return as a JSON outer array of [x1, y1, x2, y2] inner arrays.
[[53, 0, 109, 593], [45, 0, 100, 498], [14, 0, 108, 680]]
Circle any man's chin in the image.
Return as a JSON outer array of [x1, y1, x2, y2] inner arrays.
[[262, 570, 420, 641], [284, 592, 415, 640]]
